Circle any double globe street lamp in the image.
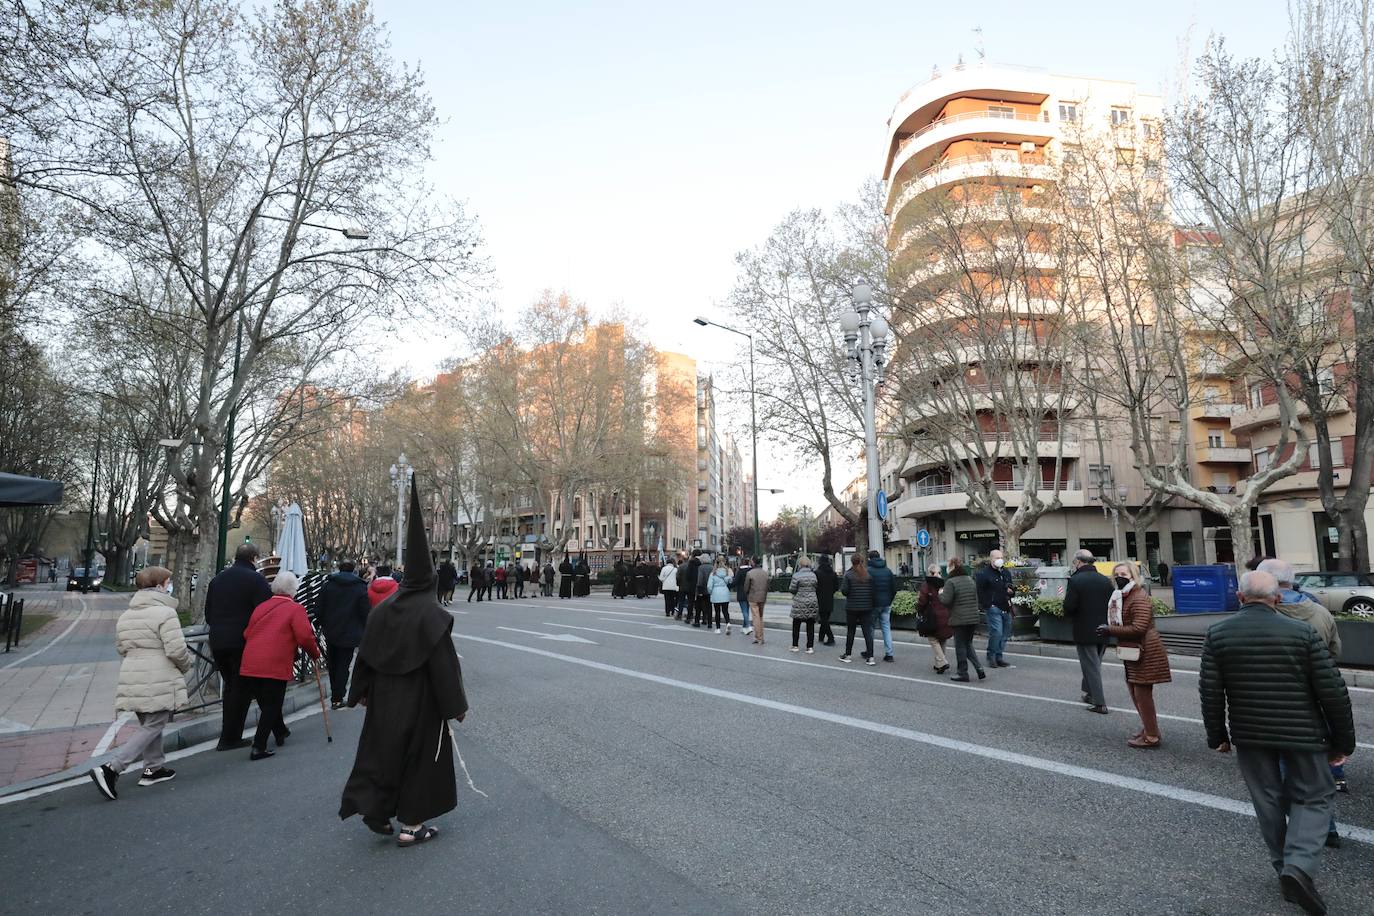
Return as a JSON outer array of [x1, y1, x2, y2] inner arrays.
[[839, 283, 890, 554]]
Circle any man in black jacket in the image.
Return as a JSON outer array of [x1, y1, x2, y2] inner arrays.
[[1062, 549, 1113, 714], [974, 549, 1014, 668], [1200, 570, 1355, 915], [317, 560, 372, 709], [204, 543, 272, 750]]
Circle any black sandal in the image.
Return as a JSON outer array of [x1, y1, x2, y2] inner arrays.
[[396, 825, 438, 847], [363, 816, 394, 836]]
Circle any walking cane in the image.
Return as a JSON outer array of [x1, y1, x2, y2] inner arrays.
[[313, 660, 333, 743]]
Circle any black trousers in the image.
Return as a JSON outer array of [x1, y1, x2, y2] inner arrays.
[[818, 607, 834, 644], [693, 593, 711, 626], [792, 618, 815, 648], [513, 579, 524, 598], [212, 647, 251, 746], [244, 676, 288, 751], [663, 590, 678, 615], [953, 624, 983, 677], [326, 644, 356, 703], [844, 615, 875, 658], [713, 602, 730, 627]]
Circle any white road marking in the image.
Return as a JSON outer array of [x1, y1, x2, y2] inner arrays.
[[0, 718, 29, 734], [602, 619, 682, 630], [461, 633, 1374, 847], [496, 626, 597, 645], [91, 712, 133, 757], [0, 595, 90, 671], [543, 622, 1374, 751]]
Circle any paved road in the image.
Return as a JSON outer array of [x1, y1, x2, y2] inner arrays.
[[3, 593, 1373, 915]]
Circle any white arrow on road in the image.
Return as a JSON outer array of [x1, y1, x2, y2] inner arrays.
[[496, 626, 597, 644]]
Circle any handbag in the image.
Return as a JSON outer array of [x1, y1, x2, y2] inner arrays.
[[1114, 645, 1141, 662]]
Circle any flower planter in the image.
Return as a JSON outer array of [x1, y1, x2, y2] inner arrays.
[[1336, 620, 1374, 667], [1037, 615, 1075, 643]]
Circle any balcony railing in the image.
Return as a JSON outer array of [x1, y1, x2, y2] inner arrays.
[[898, 109, 1051, 153], [891, 153, 1053, 216], [907, 479, 1083, 498]]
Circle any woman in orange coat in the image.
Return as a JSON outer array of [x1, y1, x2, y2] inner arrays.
[[240, 572, 320, 760], [1099, 562, 1171, 748]]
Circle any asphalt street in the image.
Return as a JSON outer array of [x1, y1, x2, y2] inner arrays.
[[4, 593, 1374, 915]]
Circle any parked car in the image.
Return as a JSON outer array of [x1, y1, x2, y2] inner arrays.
[[1293, 570, 1374, 618], [66, 567, 104, 592]]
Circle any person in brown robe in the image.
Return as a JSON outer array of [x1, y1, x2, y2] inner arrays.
[[339, 478, 469, 847]]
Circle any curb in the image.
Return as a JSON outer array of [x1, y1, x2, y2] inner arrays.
[[0, 683, 320, 799]]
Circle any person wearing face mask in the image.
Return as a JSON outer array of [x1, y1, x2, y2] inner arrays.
[[974, 549, 1015, 668], [1063, 549, 1113, 714], [89, 566, 193, 800], [1099, 562, 1171, 747]]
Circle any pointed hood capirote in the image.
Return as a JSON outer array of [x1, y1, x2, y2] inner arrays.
[[356, 477, 451, 675]]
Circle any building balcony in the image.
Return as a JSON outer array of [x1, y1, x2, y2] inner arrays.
[[1188, 400, 1246, 421], [1194, 442, 1252, 464], [902, 244, 1058, 287], [887, 112, 1056, 201], [1230, 396, 1348, 433], [901, 433, 1080, 476], [889, 156, 1058, 224], [893, 479, 1085, 517]]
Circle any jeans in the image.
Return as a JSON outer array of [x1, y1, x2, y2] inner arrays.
[[739, 599, 751, 629], [985, 605, 1012, 663], [953, 624, 982, 678], [875, 605, 893, 656], [844, 614, 875, 658]]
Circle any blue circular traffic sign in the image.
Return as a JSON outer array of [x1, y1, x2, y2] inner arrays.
[[876, 489, 888, 520], [916, 529, 931, 549]]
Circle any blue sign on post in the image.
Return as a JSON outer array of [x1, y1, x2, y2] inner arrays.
[[876, 489, 888, 520], [916, 528, 931, 549]]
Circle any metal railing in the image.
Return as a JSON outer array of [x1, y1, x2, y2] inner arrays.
[[899, 109, 1051, 151], [906, 479, 1083, 498], [2, 593, 23, 652]]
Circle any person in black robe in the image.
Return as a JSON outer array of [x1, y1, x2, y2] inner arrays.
[[542, 561, 555, 597], [558, 556, 574, 599], [573, 555, 591, 597], [612, 558, 627, 599], [340, 478, 469, 847]]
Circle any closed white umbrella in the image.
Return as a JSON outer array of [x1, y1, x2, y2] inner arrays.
[[277, 502, 309, 577]]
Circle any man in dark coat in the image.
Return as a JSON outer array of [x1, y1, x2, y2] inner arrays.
[[814, 557, 837, 646], [1062, 549, 1113, 714], [612, 558, 628, 599], [975, 549, 1014, 668], [436, 560, 458, 606], [317, 560, 371, 709], [573, 556, 591, 597], [204, 542, 272, 751], [542, 561, 555, 596], [467, 562, 484, 603], [558, 556, 574, 598], [1200, 570, 1355, 915], [340, 479, 468, 847]]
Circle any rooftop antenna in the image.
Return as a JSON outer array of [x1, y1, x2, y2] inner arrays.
[[973, 26, 985, 63]]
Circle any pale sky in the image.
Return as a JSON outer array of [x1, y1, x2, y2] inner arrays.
[[373, 0, 1288, 522]]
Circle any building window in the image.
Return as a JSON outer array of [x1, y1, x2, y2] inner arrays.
[[572, 497, 582, 519], [1207, 432, 1224, 448], [1254, 449, 1271, 472], [1317, 367, 1336, 395], [987, 105, 1015, 119], [1058, 103, 1077, 122], [1310, 441, 1346, 468], [1088, 464, 1115, 492], [1141, 120, 1157, 140], [1116, 148, 1135, 167], [1248, 384, 1265, 410], [1111, 107, 1132, 126], [1061, 144, 1083, 167]]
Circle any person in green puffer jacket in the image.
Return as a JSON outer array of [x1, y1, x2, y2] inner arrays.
[[938, 556, 984, 682], [1199, 569, 1355, 916]]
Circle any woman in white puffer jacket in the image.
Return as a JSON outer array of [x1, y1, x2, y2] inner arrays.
[[89, 566, 192, 800]]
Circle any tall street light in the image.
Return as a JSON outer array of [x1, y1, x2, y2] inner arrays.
[[217, 216, 370, 570], [693, 316, 760, 559], [839, 283, 890, 555], [389, 454, 412, 566]]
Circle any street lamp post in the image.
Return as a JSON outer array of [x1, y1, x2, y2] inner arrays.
[[389, 454, 412, 565], [839, 284, 890, 556], [693, 317, 761, 559]]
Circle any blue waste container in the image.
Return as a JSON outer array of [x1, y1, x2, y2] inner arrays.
[[1171, 564, 1239, 614]]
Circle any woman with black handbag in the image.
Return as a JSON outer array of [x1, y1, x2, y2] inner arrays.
[[917, 564, 953, 674]]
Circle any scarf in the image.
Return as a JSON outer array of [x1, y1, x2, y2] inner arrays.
[[1107, 580, 1136, 627]]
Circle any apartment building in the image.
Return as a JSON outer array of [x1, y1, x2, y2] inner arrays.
[[880, 62, 1202, 570]]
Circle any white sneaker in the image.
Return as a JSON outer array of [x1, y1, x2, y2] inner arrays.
[[715, 627, 722, 634], [805, 647, 815, 654], [865, 657, 877, 666], [789, 646, 799, 653], [743, 627, 754, 635]]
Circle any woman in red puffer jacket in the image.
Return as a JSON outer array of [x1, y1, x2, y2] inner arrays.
[[240, 572, 320, 760]]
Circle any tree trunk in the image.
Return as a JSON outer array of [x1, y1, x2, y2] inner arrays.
[[1226, 507, 1255, 569], [1004, 529, 1021, 558], [855, 506, 870, 557]]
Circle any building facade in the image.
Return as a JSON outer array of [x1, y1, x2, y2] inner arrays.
[[880, 62, 1202, 572]]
